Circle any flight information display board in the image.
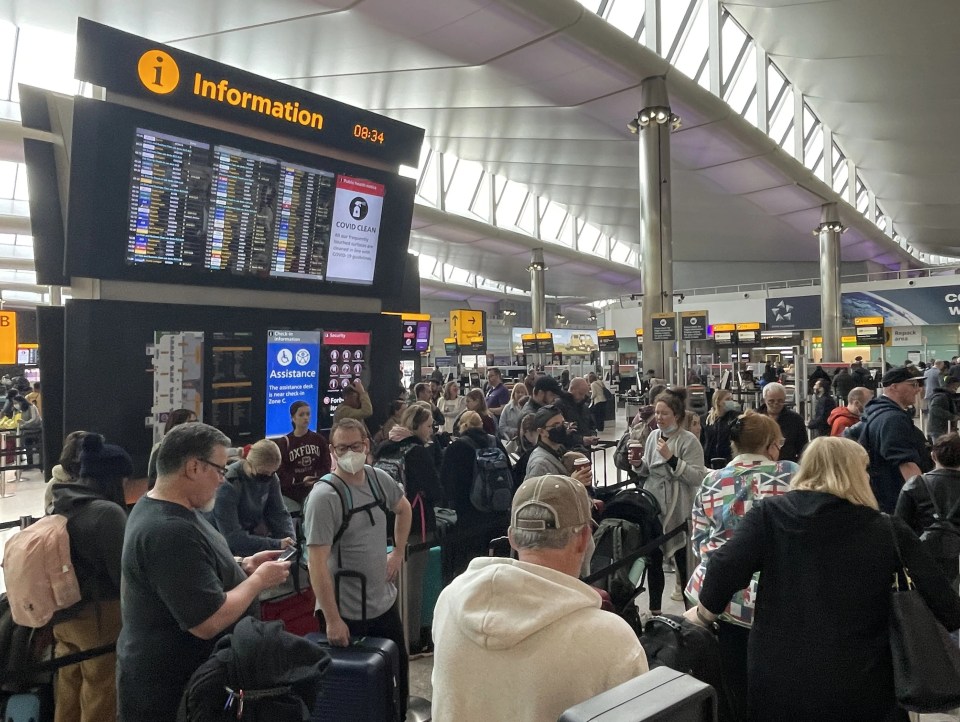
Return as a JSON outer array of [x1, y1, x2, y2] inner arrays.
[[127, 128, 383, 285], [67, 98, 415, 299]]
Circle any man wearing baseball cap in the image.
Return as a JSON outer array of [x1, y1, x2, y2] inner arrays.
[[859, 366, 931, 512], [430, 474, 648, 722]]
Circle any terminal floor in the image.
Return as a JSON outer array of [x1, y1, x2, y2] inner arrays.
[[1, 416, 955, 720]]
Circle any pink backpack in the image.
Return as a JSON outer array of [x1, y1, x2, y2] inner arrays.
[[2, 515, 81, 627]]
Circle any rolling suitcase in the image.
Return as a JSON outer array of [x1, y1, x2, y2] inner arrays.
[[306, 571, 401, 722], [558, 666, 717, 721]]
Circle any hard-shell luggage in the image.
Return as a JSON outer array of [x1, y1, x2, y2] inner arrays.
[[260, 587, 320, 637], [558, 666, 717, 721], [306, 633, 401, 722], [307, 570, 401, 721]]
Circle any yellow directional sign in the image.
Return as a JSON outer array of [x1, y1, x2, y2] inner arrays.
[[450, 309, 484, 346]]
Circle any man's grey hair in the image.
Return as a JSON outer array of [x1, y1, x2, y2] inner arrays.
[[156, 422, 231, 477], [762, 382, 786, 399], [510, 505, 587, 551]]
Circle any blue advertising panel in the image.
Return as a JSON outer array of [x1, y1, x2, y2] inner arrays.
[[766, 287, 960, 329], [265, 329, 322, 437]]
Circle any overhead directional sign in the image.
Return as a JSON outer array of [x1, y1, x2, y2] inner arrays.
[[444, 337, 458, 355], [680, 310, 708, 341], [651, 312, 676, 342], [854, 316, 885, 345], [712, 323, 735, 346], [451, 309, 484, 347], [0, 311, 15, 364], [597, 329, 619, 352], [734, 322, 762, 347]]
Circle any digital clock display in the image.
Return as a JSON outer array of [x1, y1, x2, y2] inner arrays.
[[354, 124, 385, 144]]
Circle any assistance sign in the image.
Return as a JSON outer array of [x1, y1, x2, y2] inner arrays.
[[265, 330, 321, 437]]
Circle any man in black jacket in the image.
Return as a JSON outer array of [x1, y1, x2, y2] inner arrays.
[[927, 374, 960, 442], [759, 382, 807, 463], [860, 366, 929, 513]]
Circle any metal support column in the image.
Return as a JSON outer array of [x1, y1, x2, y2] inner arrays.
[[816, 204, 843, 362], [630, 76, 679, 381], [528, 248, 547, 334]]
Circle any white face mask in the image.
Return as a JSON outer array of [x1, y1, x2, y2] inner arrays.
[[336, 450, 366, 474]]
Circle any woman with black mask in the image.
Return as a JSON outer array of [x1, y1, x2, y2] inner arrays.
[[211, 438, 296, 556]]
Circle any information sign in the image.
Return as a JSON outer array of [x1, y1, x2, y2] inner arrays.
[[597, 329, 619, 352], [265, 330, 321, 437], [680, 311, 708, 341], [854, 316, 885, 345], [651, 313, 676, 342]]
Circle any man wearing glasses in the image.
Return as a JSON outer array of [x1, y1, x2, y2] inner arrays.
[[759, 382, 808, 464], [860, 366, 930, 513], [117, 423, 291, 722], [304, 418, 413, 718]]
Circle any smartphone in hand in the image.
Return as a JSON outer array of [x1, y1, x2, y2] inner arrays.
[[278, 546, 298, 563]]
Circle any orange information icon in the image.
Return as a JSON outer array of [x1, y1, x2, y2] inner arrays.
[[137, 50, 180, 94]]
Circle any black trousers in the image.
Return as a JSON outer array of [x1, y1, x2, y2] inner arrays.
[[320, 599, 408, 717], [717, 620, 749, 722], [646, 547, 688, 612], [591, 401, 607, 432]]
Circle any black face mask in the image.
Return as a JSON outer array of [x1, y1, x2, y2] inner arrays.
[[547, 426, 570, 445]]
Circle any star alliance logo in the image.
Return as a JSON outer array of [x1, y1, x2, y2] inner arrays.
[[771, 300, 793, 322]]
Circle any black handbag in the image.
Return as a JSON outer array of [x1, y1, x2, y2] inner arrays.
[[885, 515, 960, 712]]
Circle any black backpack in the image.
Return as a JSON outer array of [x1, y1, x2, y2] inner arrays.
[[462, 435, 514, 513], [320, 469, 390, 564], [639, 615, 735, 722], [919, 475, 960, 560], [590, 488, 663, 610]]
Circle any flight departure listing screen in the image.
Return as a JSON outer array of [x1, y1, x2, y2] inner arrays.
[[127, 128, 385, 285]]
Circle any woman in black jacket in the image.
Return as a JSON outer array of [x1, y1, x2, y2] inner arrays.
[[896, 431, 960, 585], [372, 402, 444, 652], [440, 411, 510, 577], [686, 436, 960, 722]]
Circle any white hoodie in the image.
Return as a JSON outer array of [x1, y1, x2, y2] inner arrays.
[[431, 557, 649, 722]]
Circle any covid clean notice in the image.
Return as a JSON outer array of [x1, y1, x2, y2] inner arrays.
[[325, 175, 385, 285]]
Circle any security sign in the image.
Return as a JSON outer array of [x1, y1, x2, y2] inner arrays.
[[651, 313, 676, 342], [680, 310, 708, 341]]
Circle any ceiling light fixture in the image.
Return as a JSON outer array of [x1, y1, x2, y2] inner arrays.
[[628, 106, 681, 134]]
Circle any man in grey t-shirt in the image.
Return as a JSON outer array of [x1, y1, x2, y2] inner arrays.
[[304, 418, 412, 714]]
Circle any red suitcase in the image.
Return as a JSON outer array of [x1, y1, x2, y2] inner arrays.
[[260, 587, 320, 636]]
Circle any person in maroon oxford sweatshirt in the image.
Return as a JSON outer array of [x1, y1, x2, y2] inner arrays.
[[276, 401, 331, 506]]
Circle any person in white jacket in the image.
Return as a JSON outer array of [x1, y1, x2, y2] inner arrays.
[[431, 474, 649, 722]]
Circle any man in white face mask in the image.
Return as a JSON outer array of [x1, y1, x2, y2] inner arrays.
[[303, 418, 413, 716]]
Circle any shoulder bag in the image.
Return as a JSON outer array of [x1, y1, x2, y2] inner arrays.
[[885, 514, 960, 712]]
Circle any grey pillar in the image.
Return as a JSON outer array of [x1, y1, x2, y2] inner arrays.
[[528, 248, 547, 334], [632, 76, 678, 380], [816, 204, 843, 362]]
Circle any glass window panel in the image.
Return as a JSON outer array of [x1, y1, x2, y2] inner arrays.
[[0, 21, 16, 102], [831, 141, 845, 175], [516, 195, 537, 235], [672, 0, 709, 81], [497, 180, 527, 228], [11, 25, 77, 103], [540, 201, 567, 242], [579, 222, 602, 254], [661, 0, 695, 61], [417, 150, 439, 207], [0, 269, 36, 284], [13, 163, 28, 201], [766, 62, 786, 114], [445, 157, 483, 213], [605, 0, 645, 39], [743, 93, 758, 128], [470, 172, 491, 222], [725, 45, 756, 116], [610, 239, 631, 264], [769, 86, 793, 146], [593, 233, 609, 256], [0, 161, 16, 199], [832, 151, 848, 196], [856, 179, 869, 215], [812, 155, 825, 182], [804, 126, 824, 180], [720, 12, 748, 84]]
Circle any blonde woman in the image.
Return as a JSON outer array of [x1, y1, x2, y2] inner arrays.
[[703, 389, 740, 468], [497, 382, 529, 442], [439, 381, 467, 435], [686, 437, 960, 721]]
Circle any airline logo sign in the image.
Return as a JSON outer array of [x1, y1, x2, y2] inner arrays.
[[651, 313, 676, 342], [765, 296, 821, 330], [680, 310, 708, 341]]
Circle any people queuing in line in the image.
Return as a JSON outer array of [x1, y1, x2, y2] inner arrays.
[[807, 377, 837, 438], [927, 372, 960, 443], [439, 381, 467, 435], [587, 371, 609, 432], [685, 411, 797, 719], [686, 436, 960, 721], [31, 362, 960, 722], [146, 408, 198, 488]]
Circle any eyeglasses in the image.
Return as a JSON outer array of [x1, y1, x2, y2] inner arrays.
[[332, 442, 365, 455], [198, 458, 228, 478]]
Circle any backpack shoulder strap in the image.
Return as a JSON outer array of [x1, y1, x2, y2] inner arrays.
[[364, 466, 389, 514], [460, 435, 479, 451], [319, 474, 351, 547]]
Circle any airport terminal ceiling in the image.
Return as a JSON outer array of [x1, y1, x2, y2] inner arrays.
[[2, 0, 953, 305]]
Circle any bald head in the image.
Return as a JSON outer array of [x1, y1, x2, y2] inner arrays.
[[846, 387, 871, 416], [568, 377, 590, 403]]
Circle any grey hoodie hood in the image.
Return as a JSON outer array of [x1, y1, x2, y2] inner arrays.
[[441, 557, 600, 651]]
